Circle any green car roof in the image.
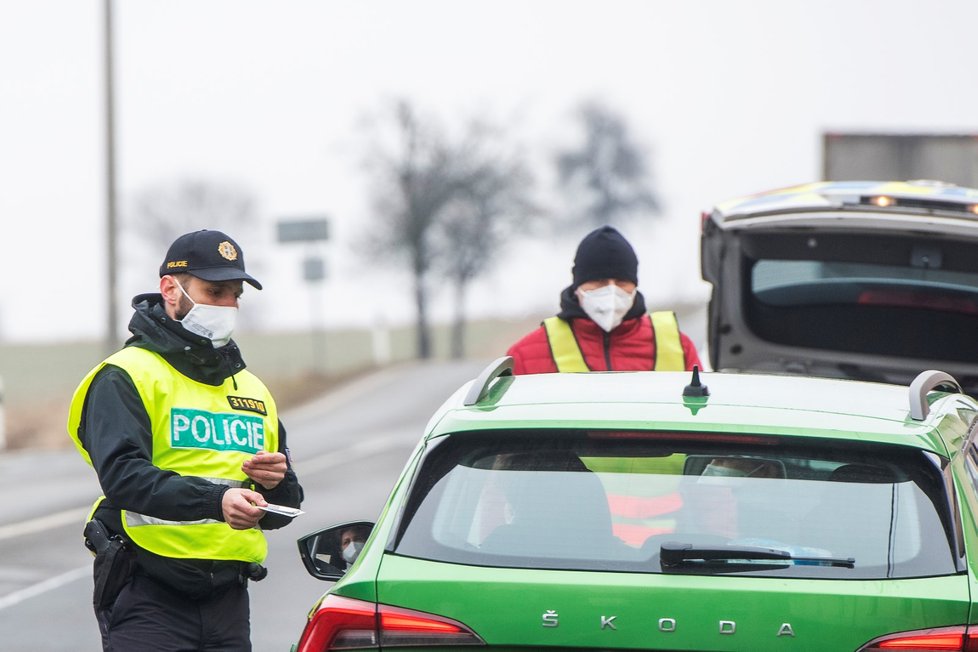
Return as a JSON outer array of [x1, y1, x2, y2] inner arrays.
[[428, 370, 955, 454]]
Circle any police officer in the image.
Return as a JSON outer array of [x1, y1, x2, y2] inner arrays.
[[68, 229, 303, 651], [506, 225, 702, 374]]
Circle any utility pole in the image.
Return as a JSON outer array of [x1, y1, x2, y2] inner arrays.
[[103, 0, 119, 354]]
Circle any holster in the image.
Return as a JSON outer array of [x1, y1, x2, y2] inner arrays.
[[85, 519, 135, 611]]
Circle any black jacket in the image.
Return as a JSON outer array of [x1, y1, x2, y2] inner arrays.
[[79, 293, 303, 598]]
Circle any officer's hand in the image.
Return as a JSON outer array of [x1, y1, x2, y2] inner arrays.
[[242, 451, 288, 490], [222, 488, 266, 530]]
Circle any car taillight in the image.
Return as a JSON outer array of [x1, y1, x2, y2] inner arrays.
[[858, 626, 978, 651], [296, 594, 485, 652], [379, 604, 485, 647], [296, 595, 377, 652]]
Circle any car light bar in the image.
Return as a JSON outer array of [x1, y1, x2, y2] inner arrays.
[[859, 194, 978, 215], [857, 625, 978, 651], [296, 594, 485, 652]]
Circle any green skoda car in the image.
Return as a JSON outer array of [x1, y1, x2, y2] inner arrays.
[[293, 359, 978, 651]]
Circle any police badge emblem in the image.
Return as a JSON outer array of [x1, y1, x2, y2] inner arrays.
[[218, 241, 238, 261]]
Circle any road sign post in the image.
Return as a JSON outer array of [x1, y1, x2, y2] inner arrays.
[[276, 218, 330, 243], [277, 217, 330, 374]]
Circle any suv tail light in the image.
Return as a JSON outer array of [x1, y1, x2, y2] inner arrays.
[[297, 594, 485, 652], [858, 626, 978, 651]]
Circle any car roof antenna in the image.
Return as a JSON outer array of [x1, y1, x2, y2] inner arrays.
[[683, 366, 710, 398]]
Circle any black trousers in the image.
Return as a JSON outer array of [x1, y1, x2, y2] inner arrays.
[[96, 572, 251, 652]]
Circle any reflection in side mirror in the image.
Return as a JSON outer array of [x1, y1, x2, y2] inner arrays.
[[296, 520, 375, 582]]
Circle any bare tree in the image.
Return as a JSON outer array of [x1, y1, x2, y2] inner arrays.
[[360, 101, 540, 359], [360, 100, 459, 359], [435, 121, 538, 358], [130, 178, 259, 245], [556, 101, 659, 227]]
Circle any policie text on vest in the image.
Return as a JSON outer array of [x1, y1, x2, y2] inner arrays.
[[171, 408, 264, 453]]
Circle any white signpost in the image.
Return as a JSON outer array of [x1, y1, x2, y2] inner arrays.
[[277, 217, 330, 372]]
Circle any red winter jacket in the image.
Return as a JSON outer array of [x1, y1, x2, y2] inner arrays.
[[506, 314, 702, 375]]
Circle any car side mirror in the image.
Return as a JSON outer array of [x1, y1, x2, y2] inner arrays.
[[296, 521, 375, 581]]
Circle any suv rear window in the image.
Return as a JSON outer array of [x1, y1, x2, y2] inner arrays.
[[741, 232, 978, 364], [753, 260, 978, 313], [393, 431, 956, 579]]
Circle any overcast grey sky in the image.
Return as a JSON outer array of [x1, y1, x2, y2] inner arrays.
[[3, 0, 977, 343]]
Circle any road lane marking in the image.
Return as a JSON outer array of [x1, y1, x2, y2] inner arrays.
[[284, 363, 419, 421], [0, 364, 443, 610], [0, 432, 414, 608], [0, 565, 89, 612], [295, 432, 411, 475], [0, 433, 410, 543], [0, 433, 412, 606], [0, 506, 88, 542]]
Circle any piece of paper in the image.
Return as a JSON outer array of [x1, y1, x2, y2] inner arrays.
[[258, 503, 304, 518]]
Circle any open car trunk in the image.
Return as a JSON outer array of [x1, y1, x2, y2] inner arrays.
[[701, 215, 978, 394]]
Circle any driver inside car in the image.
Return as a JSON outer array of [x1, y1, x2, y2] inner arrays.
[[679, 456, 786, 539]]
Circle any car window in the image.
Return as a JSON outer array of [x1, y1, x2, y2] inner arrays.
[[393, 431, 956, 579], [736, 232, 978, 366], [752, 259, 978, 314]]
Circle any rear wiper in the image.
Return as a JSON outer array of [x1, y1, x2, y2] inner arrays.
[[660, 541, 855, 571]]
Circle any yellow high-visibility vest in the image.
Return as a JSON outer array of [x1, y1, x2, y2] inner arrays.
[[543, 311, 685, 372], [68, 346, 278, 563]]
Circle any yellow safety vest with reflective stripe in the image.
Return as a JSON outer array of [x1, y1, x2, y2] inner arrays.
[[67, 346, 278, 563], [543, 311, 685, 372]]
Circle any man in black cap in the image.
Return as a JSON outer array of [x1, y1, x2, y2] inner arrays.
[[67, 229, 303, 651], [506, 225, 702, 374]]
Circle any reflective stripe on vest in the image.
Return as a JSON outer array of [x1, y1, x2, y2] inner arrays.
[[650, 311, 685, 370], [543, 312, 685, 372], [543, 316, 589, 372], [123, 477, 246, 528], [67, 346, 277, 563], [122, 478, 256, 560]]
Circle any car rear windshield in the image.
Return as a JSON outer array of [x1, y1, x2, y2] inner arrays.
[[392, 431, 957, 579], [742, 232, 978, 365]]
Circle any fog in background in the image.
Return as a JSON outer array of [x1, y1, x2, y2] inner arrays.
[[3, 0, 976, 344]]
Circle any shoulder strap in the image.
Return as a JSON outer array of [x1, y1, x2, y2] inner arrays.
[[543, 317, 590, 373], [650, 311, 685, 370]]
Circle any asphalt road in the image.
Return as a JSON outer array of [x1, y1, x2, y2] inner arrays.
[[0, 358, 489, 651]]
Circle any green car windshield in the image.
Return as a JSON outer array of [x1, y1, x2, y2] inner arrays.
[[392, 430, 956, 579]]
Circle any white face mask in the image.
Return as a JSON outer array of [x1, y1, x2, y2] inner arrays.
[[576, 283, 636, 332], [342, 540, 364, 564], [175, 279, 237, 348]]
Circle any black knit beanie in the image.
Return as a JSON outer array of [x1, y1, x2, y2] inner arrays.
[[571, 225, 639, 288]]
